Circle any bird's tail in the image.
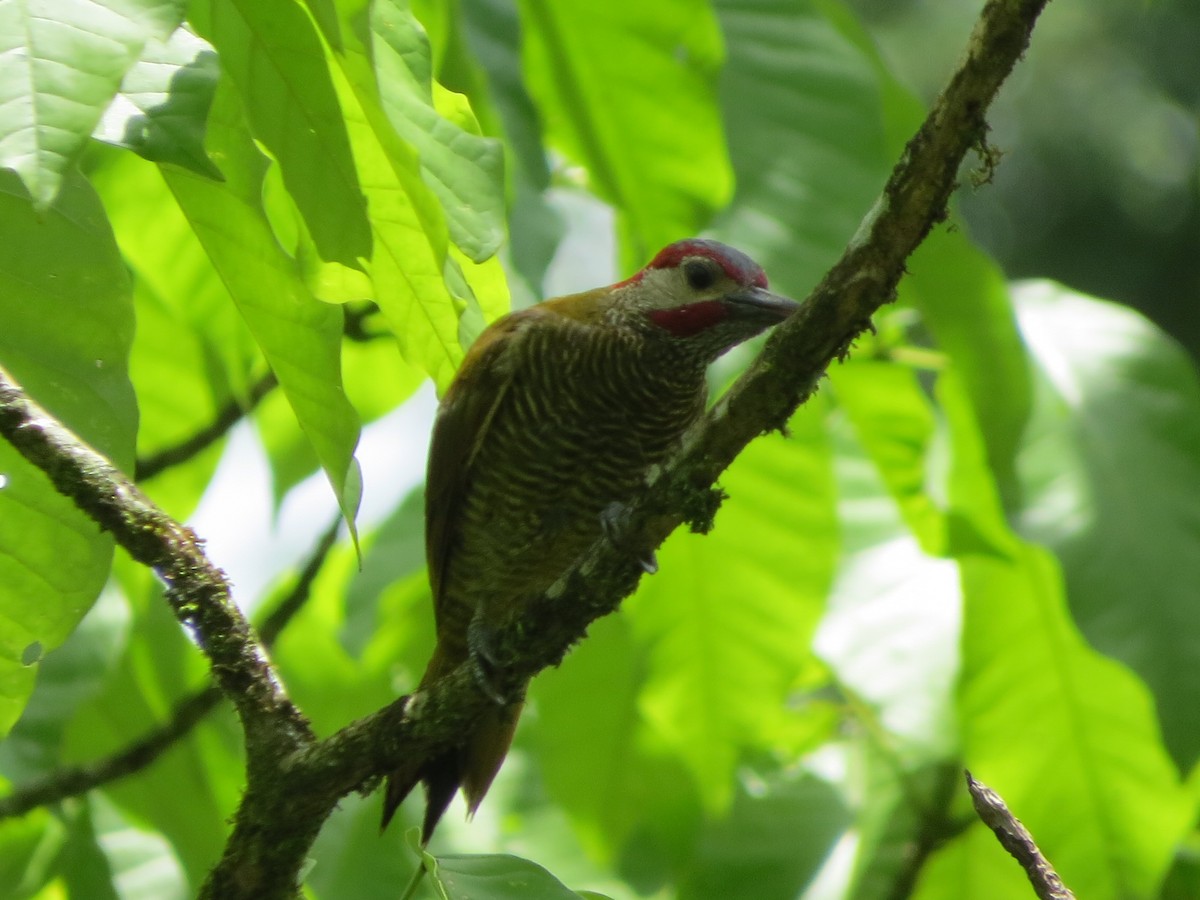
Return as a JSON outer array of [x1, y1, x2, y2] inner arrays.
[[380, 645, 524, 843]]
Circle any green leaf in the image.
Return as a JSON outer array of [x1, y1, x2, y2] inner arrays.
[[0, 586, 130, 783], [530, 615, 674, 860], [433, 851, 594, 900], [87, 793, 188, 899], [813, 458, 962, 762], [162, 84, 363, 536], [711, 0, 892, 296], [306, 794, 416, 900], [946, 371, 1192, 899], [189, 0, 373, 268], [628, 401, 836, 810], [93, 26, 222, 179], [1013, 281, 1200, 769], [901, 229, 1031, 499], [829, 360, 947, 554], [325, 25, 473, 389], [910, 819, 1032, 900], [678, 771, 848, 900], [0, 0, 186, 206], [371, 0, 506, 262], [0, 171, 136, 736], [518, 0, 731, 264], [0, 804, 65, 899], [958, 545, 1190, 898], [89, 147, 259, 517], [459, 0, 565, 296]]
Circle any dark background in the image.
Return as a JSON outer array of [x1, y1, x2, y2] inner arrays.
[[853, 0, 1200, 359]]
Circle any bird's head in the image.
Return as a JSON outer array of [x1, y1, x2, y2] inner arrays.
[[607, 239, 799, 362]]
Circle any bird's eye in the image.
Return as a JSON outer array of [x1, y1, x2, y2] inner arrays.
[[682, 258, 718, 291]]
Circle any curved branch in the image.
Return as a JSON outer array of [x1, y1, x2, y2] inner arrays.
[[0, 370, 311, 756], [0, 518, 342, 821]]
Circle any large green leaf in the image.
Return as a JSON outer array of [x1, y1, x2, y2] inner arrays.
[[945, 371, 1191, 899], [459, 0, 564, 298], [1013, 281, 1200, 769], [901, 229, 1031, 502], [0, 171, 136, 736], [678, 771, 847, 900], [433, 851, 599, 900], [829, 359, 946, 554], [627, 400, 837, 810], [89, 147, 259, 517], [0, 0, 186, 206], [529, 615, 670, 861], [306, 794, 415, 900], [163, 84, 363, 534], [518, 0, 731, 264], [325, 22, 478, 390], [958, 546, 1190, 898], [86, 793, 189, 899], [0, 585, 129, 784], [0, 802, 64, 898], [93, 25, 222, 179], [371, 0, 506, 262], [711, 0, 891, 297], [911, 819, 1031, 899], [189, 0, 372, 268]]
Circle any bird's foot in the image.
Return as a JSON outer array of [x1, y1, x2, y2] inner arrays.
[[467, 616, 509, 707], [600, 501, 658, 574]]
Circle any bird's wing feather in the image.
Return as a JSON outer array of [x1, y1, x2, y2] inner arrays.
[[424, 308, 541, 618]]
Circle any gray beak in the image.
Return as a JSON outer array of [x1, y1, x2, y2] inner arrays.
[[726, 286, 800, 323]]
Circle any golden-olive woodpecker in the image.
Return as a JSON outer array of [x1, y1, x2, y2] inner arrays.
[[382, 239, 797, 841]]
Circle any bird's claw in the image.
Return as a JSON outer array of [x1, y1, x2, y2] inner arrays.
[[468, 616, 508, 707], [600, 501, 658, 574]]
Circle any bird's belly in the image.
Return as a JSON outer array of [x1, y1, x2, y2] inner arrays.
[[447, 465, 625, 613], [441, 413, 676, 630]]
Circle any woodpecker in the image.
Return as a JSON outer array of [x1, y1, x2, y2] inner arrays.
[[382, 238, 798, 841]]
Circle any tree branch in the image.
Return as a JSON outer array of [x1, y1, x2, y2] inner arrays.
[[0, 686, 222, 820], [0, 517, 341, 821], [966, 771, 1076, 900], [134, 301, 384, 482], [135, 370, 277, 481]]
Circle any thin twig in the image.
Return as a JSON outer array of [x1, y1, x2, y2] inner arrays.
[[134, 302, 383, 482], [966, 771, 1076, 900], [0, 517, 341, 821], [135, 370, 277, 481], [0, 687, 223, 820]]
